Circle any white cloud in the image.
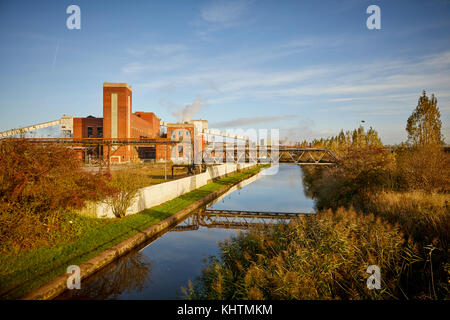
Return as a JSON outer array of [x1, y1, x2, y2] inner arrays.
[[126, 44, 187, 57], [280, 119, 337, 143], [201, 0, 250, 23], [122, 43, 191, 74], [136, 49, 450, 98], [194, 0, 254, 39], [121, 54, 191, 73], [128, 42, 450, 143], [211, 115, 297, 128]]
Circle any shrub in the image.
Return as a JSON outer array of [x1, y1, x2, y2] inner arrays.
[[104, 171, 149, 218], [0, 138, 114, 252], [302, 152, 450, 299], [394, 145, 450, 193], [303, 146, 395, 210]]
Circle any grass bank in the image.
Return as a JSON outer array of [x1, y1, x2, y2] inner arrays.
[[0, 164, 267, 300]]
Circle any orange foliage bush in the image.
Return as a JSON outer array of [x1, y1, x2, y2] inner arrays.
[[0, 138, 115, 252]]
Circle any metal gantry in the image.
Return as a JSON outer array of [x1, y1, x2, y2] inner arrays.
[[0, 137, 179, 169], [1, 136, 338, 166], [0, 119, 62, 138], [201, 144, 338, 165], [6, 137, 178, 146], [276, 147, 339, 165]]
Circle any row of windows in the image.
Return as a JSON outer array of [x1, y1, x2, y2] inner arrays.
[[87, 126, 103, 138], [170, 129, 191, 140]]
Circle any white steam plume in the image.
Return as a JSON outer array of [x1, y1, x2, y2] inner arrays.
[[171, 97, 204, 122]]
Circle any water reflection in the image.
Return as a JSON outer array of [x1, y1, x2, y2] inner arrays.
[[57, 251, 152, 300], [173, 208, 305, 232], [209, 165, 315, 213]]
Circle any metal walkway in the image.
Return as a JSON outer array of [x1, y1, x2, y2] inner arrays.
[[200, 146, 339, 165]]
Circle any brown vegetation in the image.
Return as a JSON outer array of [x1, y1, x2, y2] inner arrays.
[[185, 208, 408, 300], [394, 144, 450, 192], [188, 91, 449, 300], [301, 125, 449, 299], [0, 138, 115, 253]]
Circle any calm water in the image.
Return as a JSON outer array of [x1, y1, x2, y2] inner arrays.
[[57, 164, 315, 300]]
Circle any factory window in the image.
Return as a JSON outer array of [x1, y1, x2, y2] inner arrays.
[[87, 127, 93, 138], [97, 127, 103, 138]]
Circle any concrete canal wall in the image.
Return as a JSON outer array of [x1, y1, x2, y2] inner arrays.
[[81, 163, 256, 218]]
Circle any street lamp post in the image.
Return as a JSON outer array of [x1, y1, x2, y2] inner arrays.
[[164, 145, 167, 180]]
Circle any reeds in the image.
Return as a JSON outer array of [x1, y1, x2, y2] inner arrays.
[[186, 208, 407, 300]]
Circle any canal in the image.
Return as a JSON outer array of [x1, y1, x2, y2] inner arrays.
[[57, 164, 315, 300]]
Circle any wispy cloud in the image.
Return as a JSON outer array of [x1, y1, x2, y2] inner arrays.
[[280, 119, 336, 143], [126, 44, 187, 57], [51, 40, 59, 72], [129, 39, 450, 144], [122, 55, 191, 73], [205, 50, 450, 107], [132, 47, 450, 123], [211, 115, 297, 128], [201, 0, 251, 24], [135, 47, 450, 92], [124, 34, 348, 78], [194, 0, 254, 39], [122, 43, 190, 74]]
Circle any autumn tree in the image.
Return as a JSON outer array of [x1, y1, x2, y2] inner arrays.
[[397, 92, 449, 192], [406, 91, 444, 147]]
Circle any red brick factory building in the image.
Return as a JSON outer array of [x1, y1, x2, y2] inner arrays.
[[71, 83, 208, 163]]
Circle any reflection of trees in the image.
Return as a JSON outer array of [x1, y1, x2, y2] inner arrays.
[[299, 167, 315, 199], [57, 252, 152, 300]]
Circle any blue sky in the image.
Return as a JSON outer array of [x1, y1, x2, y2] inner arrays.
[[0, 0, 449, 144]]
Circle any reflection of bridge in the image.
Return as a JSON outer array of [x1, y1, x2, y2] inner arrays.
[[172, 209, 308, 231]]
